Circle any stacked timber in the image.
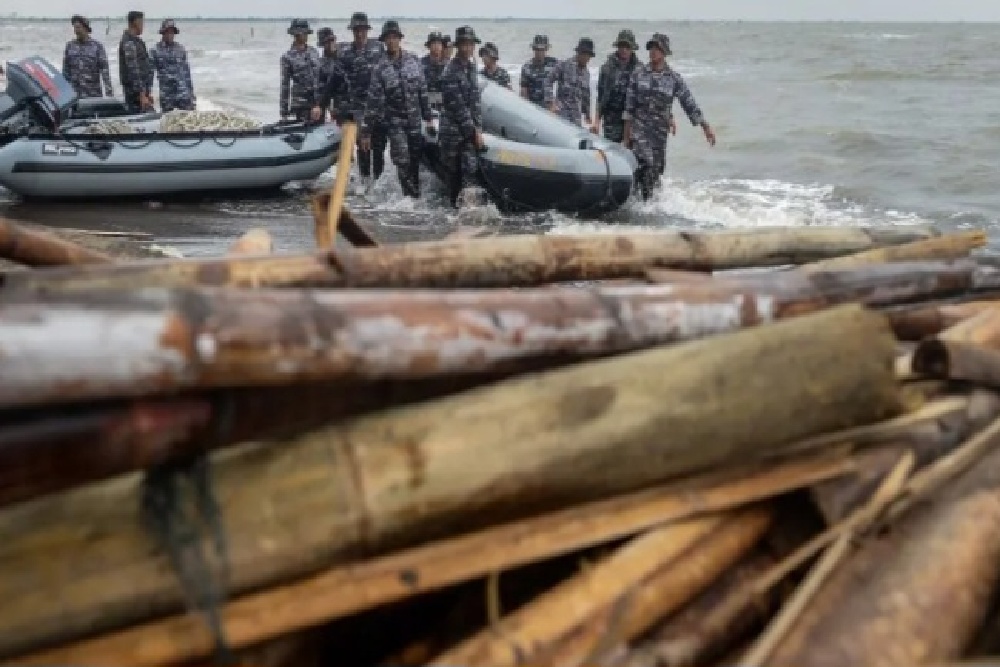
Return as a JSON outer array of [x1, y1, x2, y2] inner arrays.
[[4, 212, 1000, 667]]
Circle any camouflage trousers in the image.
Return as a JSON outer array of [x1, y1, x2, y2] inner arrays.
[[555, 103, 581, 126], [354, 109, 387, 179], [387, 125, 424, 198], [631, 126, 669, 201], [123, 91, 146, 114], [602, 113, 625, 143], [439, 136, 482, 207]]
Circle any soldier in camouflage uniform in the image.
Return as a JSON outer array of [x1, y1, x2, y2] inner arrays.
[[338, 12, 387, 192], [478, 42, 510, 89], [280, 19, 322, 122], [118, 11, 154, 113], [599, 29, 663, 143], [361, 21, 433, 198], [544, 37, 595, 129], [440, 26, 486, 207], [421, 31, 446, 111], [314, 28, 350, 121], [150, 20, 195, 112], [625, 33, 715, 200], [519, 34, 558, 108], [63, 15, 113, 99]]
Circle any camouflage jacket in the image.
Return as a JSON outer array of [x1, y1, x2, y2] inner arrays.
[[318, 54, 351, 114], [519, 55, 558, 106], [336, 38, 385, 112], [364, 50, 431, 134], [624, 64, 704, 136], [150, 41, 194, 103], [480, 65, 511, 89], [279, 45, 322, 115], [118, 31, 153, 97], [62, 38, 113, 98], [440, 57, 481, 144], [544, 57, 592, 124], [420, 53, 447, 106], [597, 52, 639, 117]]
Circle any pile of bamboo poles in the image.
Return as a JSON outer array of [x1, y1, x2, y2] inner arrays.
[[5, 203, 1000, 667]]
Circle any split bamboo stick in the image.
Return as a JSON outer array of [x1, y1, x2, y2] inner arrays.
[[0, 265, 960, 410], [0, 226, 945, 293], [14, 454, 850, 667], [0, 216, 112, 266], [767, 424, 1000, 667], [913, 306, 1000, 387], [431, 507, 773, 667], [798, 230, 986, 272], [0, 305, 901, 659]]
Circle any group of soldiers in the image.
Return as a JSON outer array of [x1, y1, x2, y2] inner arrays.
[[56, 10, 716, 205], [62, 11, 195, 113]]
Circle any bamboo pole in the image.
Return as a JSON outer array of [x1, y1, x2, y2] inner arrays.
[[0, 216, 112, 266], [798, 230, 986, 272], [316, 121, 357, 249], [621, 548, 782, 667], [0, 266, 959, 410], [0, 305, 902, 659], [431, 507, 773, 667], [227, 229, 273, 256], [14, 454, 851, 667], [768, 425, 1000, 667], [885, 299, 1000, 341], [913, 307, 1000, 387], [0, 226, 949, 293], [312, 191, 379, 248]]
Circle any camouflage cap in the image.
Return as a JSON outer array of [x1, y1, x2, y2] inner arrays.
[[425, 30, 445, 46], [158, 19, 179, 34], [478, 41, 500, 59], [379, 20, 403, 41], [348, 12, 371, 29], [613, 29, 637, 49], [316, 27, 334, 44], [454, 25, 481, 45], [575, 37, 595, 56], [70, 14, 92, 32], [288, 18, 312, 35], [530, 34, 549, 50], [442, 34, 452, 46], [645, 32, 672, 55]]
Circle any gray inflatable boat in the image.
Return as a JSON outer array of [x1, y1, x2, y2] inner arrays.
[[423, 79, 636, 214], [0, 57, 340, 200]]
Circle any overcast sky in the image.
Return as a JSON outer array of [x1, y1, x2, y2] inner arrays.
[[4, 0, 1000, 20]]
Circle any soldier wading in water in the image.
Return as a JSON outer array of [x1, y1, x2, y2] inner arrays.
[[624, 33, 715, 200], [361, 21, 433, 199]]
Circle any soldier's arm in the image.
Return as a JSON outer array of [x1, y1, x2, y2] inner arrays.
[[501, 69, 512, 90], [543, 63, 559, 106], [442, 74, 476, 141], [582, 70, 592, 122], [416, 66, 432, 122], [181, 46, 194, 98], [361, 68, 385, 137], [623, 71, 638, 144], [673, 73, 705, 126], [122, 41, 141, 91], [61, 44, 72, 81], [98, 43, 113, 97], [519, 64, 529, 99], [595, 64, 608, 122], [279, 54, 291, 116]]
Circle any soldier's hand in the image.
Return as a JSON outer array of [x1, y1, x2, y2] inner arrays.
[[702, 122, 716, 147], [473, 129, 485, 149], [670, 116, 677, 136], [589, 122, 599, 135], [310, 106, 322, 122], [359, 136, 371, 151]]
